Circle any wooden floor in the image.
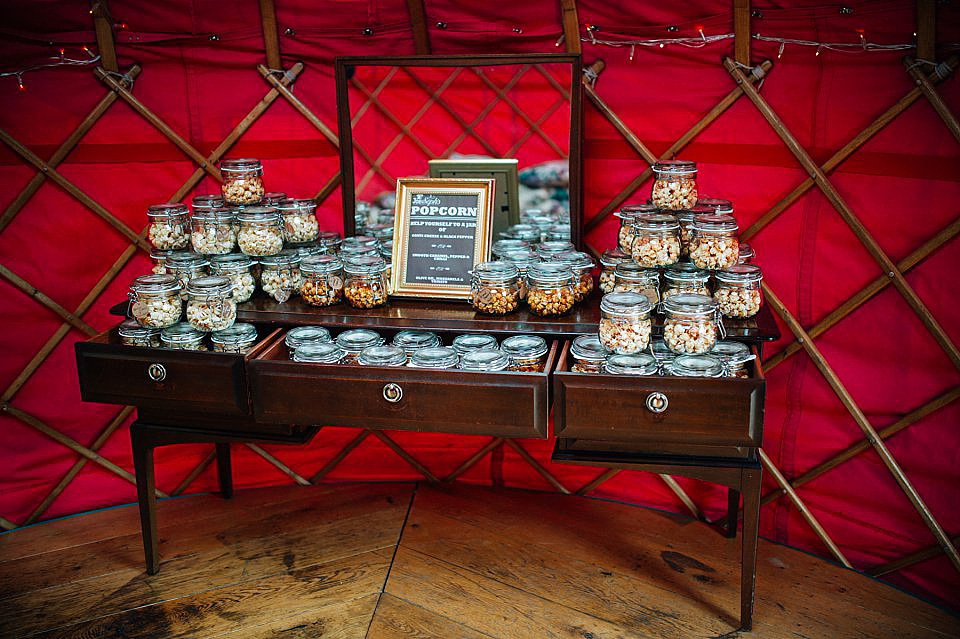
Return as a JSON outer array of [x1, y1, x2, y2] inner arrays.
[[0, 483, 956, 639]]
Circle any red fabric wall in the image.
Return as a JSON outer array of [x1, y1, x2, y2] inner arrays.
[[1, 0, 958, 610]]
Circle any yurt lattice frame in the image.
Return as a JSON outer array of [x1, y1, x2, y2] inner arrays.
[[0, 0, 957, 596]]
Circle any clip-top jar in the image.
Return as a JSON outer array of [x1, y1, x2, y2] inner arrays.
[[599, 291, 653, 354], [293, 342, 344, 364], [150, 249, 180, 275], [451, 333, 498, 355], [690, 214, 739, 270], [632, 213, 681, 267], [696, 197, 733, 215], [599, 248, 630, 294], [500, 249, 537, 300], [165, 252, 209, 299], [161, 322, 206, 350], [471, 261, 521, 315], [220, 158, 264, 205], [191, 207, 236, 255], [129, 274, 182, 329], [492, 239, 530, 259], [317, 231, 342, 255], [340, 235, 379, 256], [118, 318, 161, 347], [236, 207, 283, 257], [459, 348, 511, 372], [336, 329, 384, 364], [536, 240, 575, 261], [526, 263, 575, 317], [549, 251, 595, 302], [192, 194, 225, 213], [278, 198, 319, 244], [263, 192, 286, 206], [651, 160, 697, 210], [211, 323, 258, 353], [209, 253, 256, 303], [665, 354, 724, 377], [662, 293, 719, 354], [714, 264, 763, 318], [300, 255, 343, 307], [737, 243, 755, 264], [343, 255, 388, 308], [613, 262, 659, 308], [676, 204, 713, 257], [501, 224, 540, 243], [570, 334, 607, 373], [285, 326, 331, 358], [185, 275, 236, 332], [259, 249, 302, 303], [662, 262, 710, 300], [501, 335, 548, 372], [616, 204, 658, 252], [409, 346, 459, 369], [604, 352, 659, 376], [393, 330, 441, 361], [147, 204, 190, 250], [358, 345, 407, 367], [711, 340, 755, 378]]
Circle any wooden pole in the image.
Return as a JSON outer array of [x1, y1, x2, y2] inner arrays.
[[916, 0, 937, 63], [504, 439, 570, 494], [247, 443, 311, 486], [405, 0, 431, 55], [904, 58, 960, 144], [577, 469, 619, 496], [871, 533, 960, 577], [659, 474, 702, 520], [90, 0, 118, 72], [258, 0, 282, 70], [310, 430, 370, 482], [313, 171, 342, 205], [172, 448, 217, 496], [0, 263, 97, 336], [734, 0, 751, 66], [444, 438, 504, 482], [583, 83, 657, 164], [560, 0, 582, 54], [373, 431, 439, 482], [259, 65, 338, 147]]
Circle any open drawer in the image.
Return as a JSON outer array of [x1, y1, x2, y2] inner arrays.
[[75, 323, 280, 417], [553, 342, 765, 459], [248, 329, 558, 438]]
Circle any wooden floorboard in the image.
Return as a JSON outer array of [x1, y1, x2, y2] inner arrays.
[[0, 481, 955, 639]]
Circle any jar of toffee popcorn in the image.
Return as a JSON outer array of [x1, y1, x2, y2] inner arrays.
[[604, 352, 659, 376], [536, 240, 576, 261], [738, 243, 755, 265], [651, 160, 698, 210], [662, 262, 710, 301], [343, 255, 388, 309], [211, 323, 258, 354], [317, 231, 342, 256], [185, 276, 237, 332], [690, 214, 739, 270], [662, 293, 719, 355], [711, 340, 755, 378], [549, 251, 595, 303], [632, 213, 681, 267], [616, 204, 658, 253], [664, 353, 725, 378], [209, 253, 256, 304], [293, 342, 344, 364], [278, 198, 320, 244], [471, 262, 521, 315], [393, 330, 441, 362], [336, 328, 384, 364], [118, 318, 161, 348], [492, 238, 530, 259], [526, 263, 576, 317], [714, 264, 763, 319], [598, 248, 631, 294], [612, 262, 659, 309], [676, 204, 714, 257], [499, 249, 537, 300], [358, 345, 407, 367], [458, 348, 511, 372], [191, 207, 236, 255], [599, 291, 653, 354], [160, 322, 207, 351], [237, 207, 284, 257], [220, 158, 265, 206], [263, 192, 287, 207], [300, 255, 344, 307], [147, 203, 190, 251], [164, 253, 208, 300], [285, 325, 331, 359], [501, 335, 548, 372], [451, 333, 498, 356], [259, 250, 302, 303], [569, 334, 607, 374]]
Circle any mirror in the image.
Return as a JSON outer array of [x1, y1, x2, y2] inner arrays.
[[335, 54, 582, 248]]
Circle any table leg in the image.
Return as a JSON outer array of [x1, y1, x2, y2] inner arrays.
[[726, 488, 740, 538], [740, 466, 762, 631], [131, 423, 160, 575], [216, 442, 233, 499]]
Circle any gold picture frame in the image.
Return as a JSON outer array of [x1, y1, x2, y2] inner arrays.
[[390, 177, 496, 300]]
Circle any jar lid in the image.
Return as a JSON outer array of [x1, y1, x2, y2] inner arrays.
[[653, 160, 697, 175], [150, 249, 179, 261], [285, 325, 332, 348], [503, 224, 540, 241], [662, 293, 716, 316], [287, 244, 322, 260], [147, 203, 188, 217], [451, 333, 498, 354], [546, 224, 571, 240], [666, 354, 725, 377], [220, 158, 261, 171], [193, 207, 237, 222], [632, 212, 680, 231], [599, 248, 631, 267], [277, 198, 317, 213], [392, 330, 441, 352], [501, 334, 548, 360], [664, 262, 709, 282], [616, 203, 658, 220], [472, 261, 519, 282], [499, 249, 538, 268], [715, 264, 762, 283], [161, 322, 205, 344], [409, 346, 459, 369], [211, 322, 258, 345], [192, 194, 226, 209], [341, 235, 379, 250], [340, 245, 379, 259], [650, 338, 675, 362], [300, 254, 343, 274], [604, 352, 659, 376], [186, 275, 233, 297], [548, 251, 595, 271], [492, 239, 530, 255], [570, 334, 606, 362], [459, 348, 511, 371], [262, 192, 287, 205], [131, 273, 182, 294], [210, 253, 254, 271], [118, 318, 161, 339], [236, 207, 279, 223], [318, 231, 342, 247], [530, 214, 554, 230], [379, 240, 393, 259], [166, 252, 208, 269], [536, 241, 576, 258], [692, 214, 738, 233], [358, 345, 407, 366], [259, 249, 301, 268], [527, 262, 574, 284], [738, 243, 755, 261], [697, 197, 733, 214], [335, 328, 384, 353], [614, 262, 659, 283], [293, 342, 344, 363], [710, 340, 754, 366], [342, 254, 386, 275], [600, 291, 652, 316]]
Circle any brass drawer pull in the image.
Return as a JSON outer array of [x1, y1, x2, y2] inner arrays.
[[147, 363, 167, 382], [383, 383, 403, 403], [645, 391, 668, 414]]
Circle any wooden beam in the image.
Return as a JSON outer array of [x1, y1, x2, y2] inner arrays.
[[583, 83, 657, 164], [0, 263, 97, 336], [373, 431, 439, 483], [444, 438, 503, 482], [871, 533, 960, 577], [259, 64, 338, 148], [658, 474, 702, 520], [310, 430, 370, 482], [734, 0, 751, 66], [405, 0, 431, 55], [90, 0, 118, 72], [916, 0, 937, 63], [172, 448, 217, 496], [904, 57, 960, 144], [247, 443, 311, 486], [576, 469, 619, 496], [560, 0, 581, 54], [504, 439, 570, 495], [258, 0, 282, 70]]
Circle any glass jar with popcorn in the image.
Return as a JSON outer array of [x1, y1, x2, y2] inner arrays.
[[128, 274, 182, 329], [651, 160, 698, 210], [209, 253, 256, 303], [616, 204, 658, 252], [501, 335, 548, 372], [300, 255, 344, 307], [165, 252, 209, 299], [259, 249, 302, 303], [676, 204, 713, 257], [632, 213, 681, 267], [343, 255, 388, 309], [598, 248, 630, 294], [160, 322, 207, 350], [211, 323, 258, 354], [548, 251, 595, 303], [471, 261, 521, 315], [358, 345, 407, 367], [191, 207, 236, 255], [612, 262, 659, 309], [526, 263, 575, 317], [711, 340, 755, 378], [714, 264, 763, 318], [662, 262, 710, 300], [317, 231, 342, 255], [604, 352, 659, 376], [147, 203, 190, 250], [185, 276, 237, 332], [569, 334, 607, 374], [285, 325, 332, 358], [236, 207, 284, 257], [220, 158, 264, 206], [664, 354, 725, 378], [118, 319, 162, 348], [690, 214, 739, 270], [499, 249, 537, 300], [458, 348, 511, 372], [662, 293, 719, 355], [278, 198, 320, 244], [599, 291, 653, 354]]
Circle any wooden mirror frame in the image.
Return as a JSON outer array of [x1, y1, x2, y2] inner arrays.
[[334, 53, 583, 248]]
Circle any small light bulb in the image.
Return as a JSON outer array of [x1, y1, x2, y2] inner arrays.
[[777, 42, 784, 59], [629, 45, 635, 61], [815, 46, 821, 56], [659, 43, 665, 48]]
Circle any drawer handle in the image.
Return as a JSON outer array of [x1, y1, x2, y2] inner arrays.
[[645, 391, 668, 414], [383, 383, 403, 403], [147, 363, 167, 382]]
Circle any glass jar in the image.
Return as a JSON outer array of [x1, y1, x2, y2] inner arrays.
[[616, 204, 658, 253], [651, 160, 698, 210], [549, 251, 595, 302], [118, 318, 161, 348], [501, 224, 541, 243], [676, 204, 714, 257], [662, 293, 719, 355], [367, 223, 394, 243], [263, 192, 287, 206], [299, 255, 344, 307], [599, 291, 653, 354], [288, 243, 323, 260], [501, 335, 548, 372], [147, 203, 190, 250], [738, 243, 755, 264], [260, 250, 302, 303], [209, 253, 256, 303], [499, 249, 537, 300], [632, 213, 681, 267], [165, 252, 209, 299], [392, 330, 441, 361], [129, 273, 182, 328], [696, 197, 733, 215], [220, 158, 264, 206], [343, 255, 388, 309], [714, 264, 763, 318], [597, 248, 628, 295], [192, 194, 226, 213], [604, 352, 659, 376], [379, 241, 394, 295], [185, 275, 237, 332], [160, 322, 206, 350], [459, 348, 511, 372], [711, 340, 755, 378], [612, 263, 659, 308], [150, 249, 179, 275], [662, 262, 710, 300], [492, 239, 530, 259], [536, 240, 575, 261], [285, 325, 332, 358], [570, 334, 607, 373], [211, 323, 258, 353], [546, 224, 572, 242], [358, 345, 407, 367], [317, 231, 342, 255], [409, 346, 459, 369], [690, 214, 739, 270], [236, 207, 284, 257], [664, 354, 725, 377], [278, 198, 320, 244], [336, 328, 384, 364], [526, 263, 575, 317], [471, 261, 521, 315], [340, 235, 379, 256], [293, 342, 344, 364], [451, 333, 498, 355], [191, 207, 236, 255]]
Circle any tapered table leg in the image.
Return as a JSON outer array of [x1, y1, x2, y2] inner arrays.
[[216, 442, 233, 499], [726, 488, 740, 538], [130, 422, 159, 575], [740, 466, 762, 631]]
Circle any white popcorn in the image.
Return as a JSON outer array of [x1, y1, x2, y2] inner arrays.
[[148, 221, 189, 250], [632, 235, 681, 267], [612, 282, 659, 309], [690, 236, 739, 270], [281, 212, 319, 243], [185, 298, 237, 332], [715, 287, 763, 318], [651, 178, 698, 210], [663, 319, 718, 354], [222, 176, 264, 206], [599, 316, 652, 354], [237, 225, 283, 257], [599, 270, 617, 294], [261, 268, 302, 303], [663, 285, 710, 300], [131, 297, 182, 329], [221, 272, 256, 303], [191, 224, 236, 255]]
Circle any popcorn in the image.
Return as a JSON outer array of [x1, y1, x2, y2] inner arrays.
[[527, 288, 574, 317], [185, 298, 237, 332], [261, 267, 302, 303], [131, 297, 181, 329], [473, 286, 520, 314], [222, 176, 264, 206], [191, 219, 236, 255], [279, 199, 320, 243], [599, 316, 651, 354], [651, 178, 697, 210], [237, 225, 283, 257], [663, 319, 717, 354], [690, 236, 739, 270], [632, 234, 681, 267], [223, 272, 256, 303], [302, 276, 344, 306], [345, 278, 387, 308], [148, 220, 189, 250], [663, 286, 710, 300]]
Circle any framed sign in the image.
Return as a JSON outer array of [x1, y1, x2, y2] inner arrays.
[[390, 177, 495, 300], [428, 158, 519, 240]]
